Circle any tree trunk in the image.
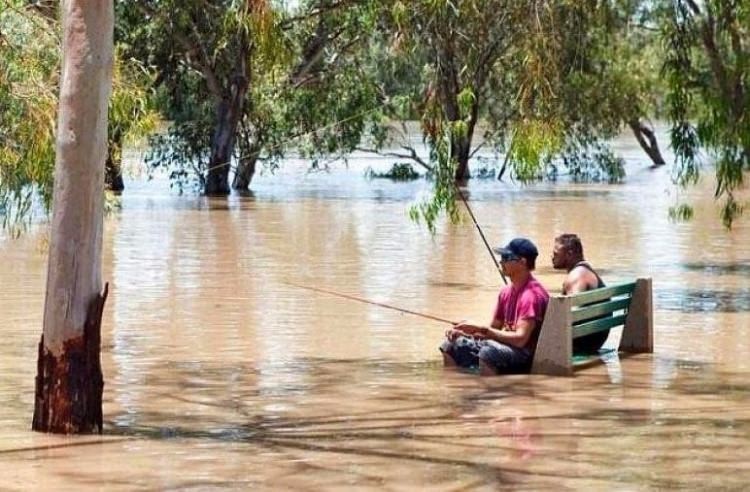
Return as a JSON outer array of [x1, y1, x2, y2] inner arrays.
[[105, 139, 124, 192], [452, 102, 478, 182], [105, 154, 124, 192], [232, 147, 259, 191], [33, 0, 113, 434], [205, 75, 248, 195], [628, 119, 666, 167], [452, 136, 471, 182]]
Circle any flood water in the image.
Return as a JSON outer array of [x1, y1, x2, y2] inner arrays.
[[1, 132, 750, 490]]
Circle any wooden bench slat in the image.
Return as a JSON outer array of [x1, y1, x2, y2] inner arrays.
[[571, 298, 632, 323], [569, 282, 635, 306], [572, 314, 628, 338]]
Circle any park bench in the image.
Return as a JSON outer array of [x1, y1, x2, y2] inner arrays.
[[531, 278, 653, 376]]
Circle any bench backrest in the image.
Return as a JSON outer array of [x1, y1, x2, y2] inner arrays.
[[531, 277, 653, 376], [570, 281, 635, 339]]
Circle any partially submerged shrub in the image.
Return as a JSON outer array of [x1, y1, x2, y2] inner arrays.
[[365, 162, 420, 180]]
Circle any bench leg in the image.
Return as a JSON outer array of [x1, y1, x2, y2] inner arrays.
[[532, 297, 573, 376], [619, 277, 653, 353]]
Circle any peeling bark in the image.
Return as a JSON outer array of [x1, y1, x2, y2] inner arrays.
[[33, 285, 108, 434], [34, 0, 113, 434]]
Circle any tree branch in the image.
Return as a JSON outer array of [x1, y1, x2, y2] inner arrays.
[[171, 28, 224, 101], [290, 20, 347, 87], [356, 146, 433, 172], [131, 2, 224, 100], [469, 141, 486, 159], [279, 0, 356, 29], [698, 8, 733, 108]]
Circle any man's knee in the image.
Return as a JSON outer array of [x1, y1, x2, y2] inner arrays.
[[479, 342, 528, 374], [478, 345, 506, 369], [442, 351, 457, 367]]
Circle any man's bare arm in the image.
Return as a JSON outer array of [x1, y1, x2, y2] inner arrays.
[[564, 267, 598, 295], [483, 318, 537, 348]]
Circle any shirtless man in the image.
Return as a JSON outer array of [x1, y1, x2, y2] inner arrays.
[[551, 233, 609, 353]]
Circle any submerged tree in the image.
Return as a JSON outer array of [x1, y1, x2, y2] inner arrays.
[[33, 0, 113, 434], [365, 1, 647, 227], [125, 0, 263, 195], [662, 0, 750, 227], [542, 0, 667, 176], [106, 51, 158, 191], [126, 0, 380, 194], [378, 0, 538, 181]]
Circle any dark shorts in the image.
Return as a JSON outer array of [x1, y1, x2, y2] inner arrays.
[[440, 336, 532, 374]]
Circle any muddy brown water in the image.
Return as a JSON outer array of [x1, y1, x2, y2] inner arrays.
[[1, 135, 749, 490]]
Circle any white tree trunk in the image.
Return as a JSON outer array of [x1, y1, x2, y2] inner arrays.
[[33, 0, 113, 434]]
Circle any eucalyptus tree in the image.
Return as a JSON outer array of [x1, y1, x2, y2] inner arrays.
[[543, 0, 667, 175], [378, 0, 539, 182], [362, 1, 639, 227], [33, 0, 113, 434], [119, 0, 262, 195], [662, 0, 750, 226], [124, 0, 380, 194], [362, 1, 676, 230]]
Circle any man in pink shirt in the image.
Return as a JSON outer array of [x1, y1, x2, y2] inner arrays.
[[440, 238, 550, 376]]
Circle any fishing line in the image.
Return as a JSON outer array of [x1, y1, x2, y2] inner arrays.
[[453, 183, 508, 285]]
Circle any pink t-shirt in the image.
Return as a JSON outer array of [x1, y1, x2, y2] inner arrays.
[[492, 275, 550, 348]]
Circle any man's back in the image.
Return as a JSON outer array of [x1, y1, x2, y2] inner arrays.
[[564, 261, 608, 353]]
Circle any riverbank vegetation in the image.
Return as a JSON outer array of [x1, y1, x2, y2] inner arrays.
[[1, 0, 748, 228]]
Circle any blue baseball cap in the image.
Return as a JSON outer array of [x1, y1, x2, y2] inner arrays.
[[492, 237, 539, 261]]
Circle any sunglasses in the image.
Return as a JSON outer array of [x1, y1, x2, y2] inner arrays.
[[500, 253, 521, 263]]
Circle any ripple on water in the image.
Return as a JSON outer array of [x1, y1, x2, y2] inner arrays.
[[657, 288, 750, 313]]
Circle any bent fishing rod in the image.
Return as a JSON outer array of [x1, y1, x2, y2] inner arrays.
[[283, 281, 457, 325], [453, 182, 508, 285]]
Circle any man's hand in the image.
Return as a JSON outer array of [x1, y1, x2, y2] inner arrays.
[[450, 322, 488, 339], [444, 328, 465, 341]]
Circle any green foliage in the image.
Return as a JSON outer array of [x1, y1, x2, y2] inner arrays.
[[0, 3, 158, 231], [147, 121, 213, 193], [0, 3, 58, 231], [364, 162, 420, 180], [408, 121, 460, 233], [551, 133, 626, 183], [369, 0, 652, 231], [668, 203, 695, 222], [127, 0, 384, 189], [510, 120, 564, 181], [661, 0, 750, 227], [110, 50, 159, 148]]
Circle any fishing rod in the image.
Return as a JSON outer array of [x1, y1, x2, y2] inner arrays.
[[453, 183, 508, 285], [283, 281, 457, 325]]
